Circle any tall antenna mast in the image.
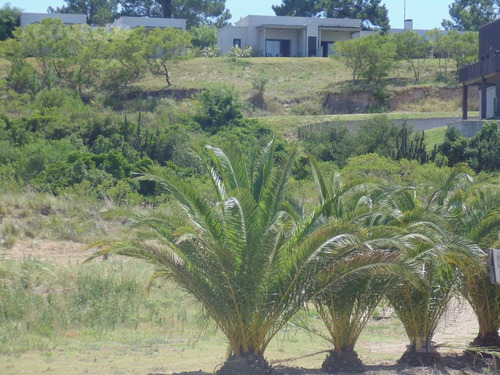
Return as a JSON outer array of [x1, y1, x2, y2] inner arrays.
[[404, 0, 406, 21]]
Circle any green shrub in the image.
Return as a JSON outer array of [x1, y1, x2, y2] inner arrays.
[[196, 84, 243, 132]]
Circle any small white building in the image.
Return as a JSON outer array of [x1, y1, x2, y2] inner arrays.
[[217, 15, 362, 57], [111, 17, 187, 30], [20, 13, 87, 28]]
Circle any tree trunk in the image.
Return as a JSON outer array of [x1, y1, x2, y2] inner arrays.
[[398, 337, 441, 366], [411, 337, 436, 353], [216, 352, 277, 375], [471, 330, 500, 347], [321, 348, 364, 374], [157, 0, 172, 18]]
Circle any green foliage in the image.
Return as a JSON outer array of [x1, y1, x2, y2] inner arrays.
[[86, 142, 418, 372], [273, 0, 390, 32], [10, 19, 71, 89], [98, 27, 147, 94], [392, 124, 435, 165], [189, 24, 217, 49], [392, 31, 431, 81], [444, 30, 479, 71], [356, 115, 398, 156], [0, 3, 21, 41], [119, 0, 231, 28], [439, 123, 500, 172], [225, 46, 256, 58], [442, 0, 499, 31], [304, 117, 442, 169], [139, 27, 192, 87], [306, 123, 355, 168], [6, 59, 41, 96], [196, 84, 243, 131], [0, 259, 197, 343], [48, 0, 119, 26], [4, 22, 193, 95], [335, 34, 396, 83]]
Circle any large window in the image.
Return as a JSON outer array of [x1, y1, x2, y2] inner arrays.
[[233, 39, 241, 48], [265, 39, 291, 57]]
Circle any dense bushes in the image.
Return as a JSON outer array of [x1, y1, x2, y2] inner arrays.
[[440, 122, 500, 172], [0, 82, 273, 199], [304, 116, 436, 168], [334, 29, 478, 83]]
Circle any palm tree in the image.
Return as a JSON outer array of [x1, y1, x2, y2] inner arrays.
[[87, 142, 400, 374], [384, 174, 478, 366], [306, 159, 418, 373], [455, 188, 500, 347], [314, 251, 405, 373]]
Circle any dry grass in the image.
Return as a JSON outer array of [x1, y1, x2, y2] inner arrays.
[[137, 57, 459, 102]]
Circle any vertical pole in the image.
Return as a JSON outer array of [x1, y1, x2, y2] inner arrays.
[[496, 72, 500, 117], [318, 29, 321, 57], [482, 77, 487, 119], [263, 28, 266, 57], [462, 83, 468, 120], [304, 29, 306, 57]]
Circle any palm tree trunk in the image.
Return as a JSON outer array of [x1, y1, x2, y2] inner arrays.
[[410, 337, 436, 353], [217, 352, 276, 375], [321, 348, 364, 374], [399, 337, 441, 366], [471, 330, 500, 347]]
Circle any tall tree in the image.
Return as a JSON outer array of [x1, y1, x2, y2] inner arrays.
[[119, 0, 231, 28], [0, 3, 22, 41], [393, 31, 431, 81], [442, 0, 500, 31], [273, 0, 390, 32], [138, 27, 192, 86], [48, 0, 119, 26]]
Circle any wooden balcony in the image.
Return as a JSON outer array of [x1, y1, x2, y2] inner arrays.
[[459, 55, 500, 83]]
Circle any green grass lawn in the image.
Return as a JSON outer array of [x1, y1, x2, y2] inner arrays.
[[424, 126, 448, 150]]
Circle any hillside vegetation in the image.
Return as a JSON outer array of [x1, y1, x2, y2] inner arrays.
[[2, 20, 500, 375]]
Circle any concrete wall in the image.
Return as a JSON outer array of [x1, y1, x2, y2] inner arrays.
[[218, 26, 248, 54], [298, 117, 463, 139], [111, 17, 186, 30], [448, 120, 499, 138], [20, 13, 87, 27]]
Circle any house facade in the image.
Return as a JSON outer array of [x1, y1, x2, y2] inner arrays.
[[217, 15, 362, 57], [459, 19, 500, 120], [20, 13, 87, 28], [111, 17, 187, 30]]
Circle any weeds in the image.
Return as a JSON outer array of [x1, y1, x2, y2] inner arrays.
[[0, 259, 202, 353], [0, 221, 18, 249]]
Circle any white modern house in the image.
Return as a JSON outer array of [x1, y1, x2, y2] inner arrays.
[[217, 15, 362, 57], [111, 16, 187, 30], [20, 13, 87, 28]]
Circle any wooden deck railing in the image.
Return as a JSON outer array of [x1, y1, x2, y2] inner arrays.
[[459, 56, 500, 83]]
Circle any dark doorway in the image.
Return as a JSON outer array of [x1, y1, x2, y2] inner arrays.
[[308, 36, 317, 57], [265, 39, 291, 57], [321, 41, 334, 57]]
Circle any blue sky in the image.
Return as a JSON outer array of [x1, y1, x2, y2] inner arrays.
[[5, 0, 452, 29]]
